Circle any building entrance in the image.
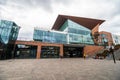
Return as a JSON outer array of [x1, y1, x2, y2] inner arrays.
[[64, 46, 83, 58], [41, 46, 60, 58], [15, 45, 37, 59]]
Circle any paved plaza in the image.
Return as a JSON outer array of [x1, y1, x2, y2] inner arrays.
[[0, 58, 120, 80]]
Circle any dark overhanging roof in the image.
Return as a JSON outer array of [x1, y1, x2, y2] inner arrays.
[[52, 15, 105, 30]]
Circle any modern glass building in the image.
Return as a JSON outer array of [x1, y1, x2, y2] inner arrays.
[[0, 15, 105, 59], [0, 20, 20, 59], [33, 20, 94, 45], [33, 15, 105, 58]]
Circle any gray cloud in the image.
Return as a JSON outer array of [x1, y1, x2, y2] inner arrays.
[[0, 0, 71, 12], [53, 0, 71, 5], [0, 0, 52, 12], [91, 0, 120, 19], [0, 0, 71, 11], [107, 0, 120, 18], [0, 0, 8, 5]]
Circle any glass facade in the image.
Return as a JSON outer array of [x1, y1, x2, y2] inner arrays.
[[59, 20, 68, 31], [0, 20, 20, 44], [60, 19, 94, 44], [0, 20, 20, 59], [33, 29, 67, 44], [33, 19, 94, 45]]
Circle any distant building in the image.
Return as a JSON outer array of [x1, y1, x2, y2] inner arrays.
[[112, 34, 120, 45], [0, 20, 20, 59], [98, 31, 113, 46], [98, 31, 120, 46]]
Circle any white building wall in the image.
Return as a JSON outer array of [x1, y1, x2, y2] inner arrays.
[[112, 34, 120, 45]]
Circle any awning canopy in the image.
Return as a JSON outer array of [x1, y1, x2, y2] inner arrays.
[[52, 15, 105, 30]]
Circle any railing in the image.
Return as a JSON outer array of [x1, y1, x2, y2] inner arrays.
[[17, 37, 33, 41]]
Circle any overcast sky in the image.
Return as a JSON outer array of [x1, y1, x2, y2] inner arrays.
[[0, 0, 120, 40]]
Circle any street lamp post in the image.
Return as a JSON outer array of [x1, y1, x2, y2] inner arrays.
[[103, 37, 116, 64]]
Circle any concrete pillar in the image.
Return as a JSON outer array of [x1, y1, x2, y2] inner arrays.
[[60, 45, 64, 57], [36, 45, 41, 59]]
